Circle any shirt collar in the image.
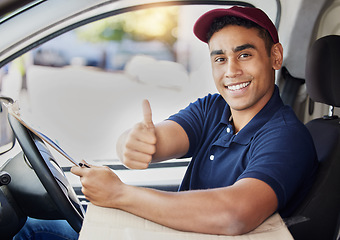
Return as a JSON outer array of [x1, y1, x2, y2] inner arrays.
[[220, 85, 284, 145]]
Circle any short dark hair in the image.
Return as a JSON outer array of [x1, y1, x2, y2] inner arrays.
[[206, 16, 274, 56]]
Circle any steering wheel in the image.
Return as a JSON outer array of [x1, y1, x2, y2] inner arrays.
[[8, 113, 85, 233]]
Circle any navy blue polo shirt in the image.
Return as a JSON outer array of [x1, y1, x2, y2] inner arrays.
[[168, 86, 318, 217]]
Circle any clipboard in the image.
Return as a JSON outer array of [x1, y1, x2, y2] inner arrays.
[[5, 103, 79, 167]]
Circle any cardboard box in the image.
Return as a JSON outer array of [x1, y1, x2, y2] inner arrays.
[[79, 204, 293, 240]]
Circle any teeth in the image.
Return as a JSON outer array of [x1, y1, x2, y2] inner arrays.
[[227, 82, 250, 91]]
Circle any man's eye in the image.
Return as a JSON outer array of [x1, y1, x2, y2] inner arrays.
[[215, 57, 226, 63], [239, 53, 251, 59]]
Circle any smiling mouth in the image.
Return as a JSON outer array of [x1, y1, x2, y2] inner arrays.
[[227, 81, 251, 91]]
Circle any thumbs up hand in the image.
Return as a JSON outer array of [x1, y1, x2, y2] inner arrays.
[[120, 100, 157, 169]]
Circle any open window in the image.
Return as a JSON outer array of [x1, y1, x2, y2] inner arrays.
[[0, 0, 280, 190]]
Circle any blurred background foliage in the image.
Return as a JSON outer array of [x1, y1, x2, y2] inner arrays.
[[76, 6, 179, 46]]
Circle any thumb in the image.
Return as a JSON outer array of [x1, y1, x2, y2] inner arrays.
[[142, 99, 154, 129]]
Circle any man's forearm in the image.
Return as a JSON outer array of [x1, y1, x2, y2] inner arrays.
[[111, 178, 277, 236], [113, 185, 240, 235]]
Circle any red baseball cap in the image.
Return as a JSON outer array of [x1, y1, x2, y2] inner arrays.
[[193, 6, 279, 44]]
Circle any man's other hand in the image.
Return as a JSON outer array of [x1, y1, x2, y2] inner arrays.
[[119, 99, 157, 169]]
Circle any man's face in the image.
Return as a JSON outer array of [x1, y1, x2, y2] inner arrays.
[[209, 25, 282, 115]]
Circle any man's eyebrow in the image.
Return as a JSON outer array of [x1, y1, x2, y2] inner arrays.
[[210, 44, 256, 57], [233, 44, 256, 52], [210, 49, 224, 57]]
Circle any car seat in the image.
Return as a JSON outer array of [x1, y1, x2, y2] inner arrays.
[[287, 35, 340, 240]]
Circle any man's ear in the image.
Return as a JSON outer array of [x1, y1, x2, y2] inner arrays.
[[271, 43, 283, 70]]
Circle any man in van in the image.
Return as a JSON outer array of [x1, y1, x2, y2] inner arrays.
[[15, 6, 318, 239]]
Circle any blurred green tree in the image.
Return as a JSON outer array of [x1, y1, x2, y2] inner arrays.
[[76, 6, 179, 46]]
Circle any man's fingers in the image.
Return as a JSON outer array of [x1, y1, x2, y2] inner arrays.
[[142, 99, 154, 129], [71, 160, 92, 176], [71, 165, 84, 176], [120, 99, 157, 169], [123, 151, 152, 169], [126, 137, 156, 154]]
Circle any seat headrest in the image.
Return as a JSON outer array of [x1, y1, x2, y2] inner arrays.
[[306, 35, 340, 107]]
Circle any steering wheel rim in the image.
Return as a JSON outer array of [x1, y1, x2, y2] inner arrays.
[[8, 114, 84, 232]]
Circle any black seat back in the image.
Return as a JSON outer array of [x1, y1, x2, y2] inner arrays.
[[288, 35, 340, 240]]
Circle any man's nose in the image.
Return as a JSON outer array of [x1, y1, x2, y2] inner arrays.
[[224, 60, 242, 78]]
